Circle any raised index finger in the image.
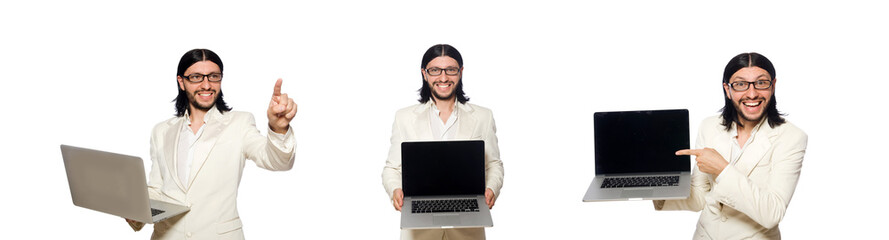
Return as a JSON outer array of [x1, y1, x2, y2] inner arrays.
[[675, 149, 701, 156], [272, 78, 283, 96]]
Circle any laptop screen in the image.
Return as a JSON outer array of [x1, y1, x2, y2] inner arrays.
[[594, 109, 690, 174], [402, 140, 485, 197]]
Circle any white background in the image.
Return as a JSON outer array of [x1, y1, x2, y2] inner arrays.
[[1, 1, 886, 239]]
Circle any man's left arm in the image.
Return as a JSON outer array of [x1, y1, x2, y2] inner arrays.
[[241, 113, 296, 171], [710, 130, 808, 229], [483, 113, 504, 208], [243, 79, 297, 171]]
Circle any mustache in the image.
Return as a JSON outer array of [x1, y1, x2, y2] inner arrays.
[[738, 96, 765, 102], [192, 89, 217, 95]]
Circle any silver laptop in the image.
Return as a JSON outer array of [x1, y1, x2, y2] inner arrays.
[[583, 109, 692, 201], [400, 140, 493, 229], [60, 145, 189, 223]]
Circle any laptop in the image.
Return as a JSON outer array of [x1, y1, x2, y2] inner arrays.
[[60, 144, 189, 223], [582, 109, 692, 201], [400, 140, 494, 229]]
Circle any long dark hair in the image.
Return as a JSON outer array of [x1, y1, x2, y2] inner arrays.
[[174, 49, 232, 117], [720, 52, 785, 131], [418, 44, 469, 104]]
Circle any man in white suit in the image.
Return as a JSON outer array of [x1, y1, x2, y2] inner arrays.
[[127, 49, 298, 239], [655, 52, 807, 239], [382, 44, 504, 240]]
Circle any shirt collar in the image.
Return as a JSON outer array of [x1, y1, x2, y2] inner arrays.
[[183, 105, 217, 126], [430, 100, 458, 116], [730, 117, 767, 139]]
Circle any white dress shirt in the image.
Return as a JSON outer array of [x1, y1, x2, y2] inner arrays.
[[429, 101, 458, 140], [716, 119, 765, 183], [177, 112, 208, 185]]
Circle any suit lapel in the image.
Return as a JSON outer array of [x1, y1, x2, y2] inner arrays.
[[455, 103, 476, 139], [185, 108, 231, 191], [164, 118, 188, 192], [733, 121, 775, 177], [411, 102, 434, 140], [710, 129, 732, 184]]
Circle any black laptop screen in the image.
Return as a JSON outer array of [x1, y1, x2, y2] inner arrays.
[[594, 109, 691, 174], [402, 140, 485, 197]]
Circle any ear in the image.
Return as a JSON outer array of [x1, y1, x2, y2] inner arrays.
[[421, 68, 427, 81], [723, 83, 732, 99], [177, 76, 186, 91], [771, 78, 777, 92]]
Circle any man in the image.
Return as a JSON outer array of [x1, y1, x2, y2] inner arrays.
[[655, 52, 807, 239], [127, 49, 298, 239], [382, 44, 504, 240]]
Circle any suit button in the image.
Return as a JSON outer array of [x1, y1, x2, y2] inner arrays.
[[188, 203, 193, 208], [186, 232, 192, 237]]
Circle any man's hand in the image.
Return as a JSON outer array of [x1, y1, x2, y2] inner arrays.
[[676, 148, 729, 177], [485, 188, 496, 209], [267, 79, 297, 134], [125, 218, 144, 231], [392, 188, 404, 211]]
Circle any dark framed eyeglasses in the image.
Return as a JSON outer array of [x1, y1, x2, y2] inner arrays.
[[425, 67, 460, 76], [183, 73, 223, 83], [728, 80, 772, 91]]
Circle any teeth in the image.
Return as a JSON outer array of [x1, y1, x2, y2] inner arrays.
[[200, 93, 211, 96], [744, 102, 760, 107]]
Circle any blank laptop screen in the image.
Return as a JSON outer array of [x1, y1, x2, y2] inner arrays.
[[594, 109, 690, 174], [402, 140, 485, 197]]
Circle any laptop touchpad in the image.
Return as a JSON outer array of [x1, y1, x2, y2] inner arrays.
[[433, 215, 461, 226], [621, 189, 653, 198]]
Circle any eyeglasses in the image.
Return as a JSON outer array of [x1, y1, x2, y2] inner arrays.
[[183, 73, 223, 83], [728, 80, 772, 91], [425, 67, 460, 76]]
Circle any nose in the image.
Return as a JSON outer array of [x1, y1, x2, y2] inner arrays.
[[742, 86, 758, 99], [199, 78, 211, 89]]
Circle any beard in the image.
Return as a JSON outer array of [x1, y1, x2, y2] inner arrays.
[[733, 96, 769, 123], [428, 80, 458, 101], [187, 90, 218, 112]]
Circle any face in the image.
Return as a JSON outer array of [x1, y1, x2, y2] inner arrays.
[[177, 60, 222, 113], [422, 56, 462, 101], [723, 66, 775, 126]]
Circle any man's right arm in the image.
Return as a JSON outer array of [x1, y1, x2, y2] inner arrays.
[[126, 126, 166, 229], [147, 126, 164, 200], [382, 113, 405, 210], [655, 118, 711, 211]]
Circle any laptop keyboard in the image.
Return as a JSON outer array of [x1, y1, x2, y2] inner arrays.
[[412, 199, 479, 213], [601, 176, 679, 188], [151, 208, 165, 216]]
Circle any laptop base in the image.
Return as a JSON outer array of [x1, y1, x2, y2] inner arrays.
[[401, 195, 493, 229], [582, 172, 691, 202]]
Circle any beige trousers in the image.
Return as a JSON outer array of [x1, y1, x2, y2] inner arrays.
[[401, 228, 485, 240]]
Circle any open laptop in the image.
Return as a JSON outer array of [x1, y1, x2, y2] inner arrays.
[[60, 144, 189, 223], [400, 140, 493, 229], [582, 109, 692, 201]]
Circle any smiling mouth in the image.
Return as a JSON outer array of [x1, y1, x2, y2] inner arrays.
[[743, 101, 761, 107], [195, 91, 215, 100]]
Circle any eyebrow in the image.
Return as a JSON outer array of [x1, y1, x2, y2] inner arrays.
[[732, 74, 771, 81], [187, 72, 222, 75]]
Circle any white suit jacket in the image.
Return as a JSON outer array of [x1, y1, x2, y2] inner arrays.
[[656, 115, 807, 240], [382, 101, 505, 201], [146, 107, 295, 240]]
